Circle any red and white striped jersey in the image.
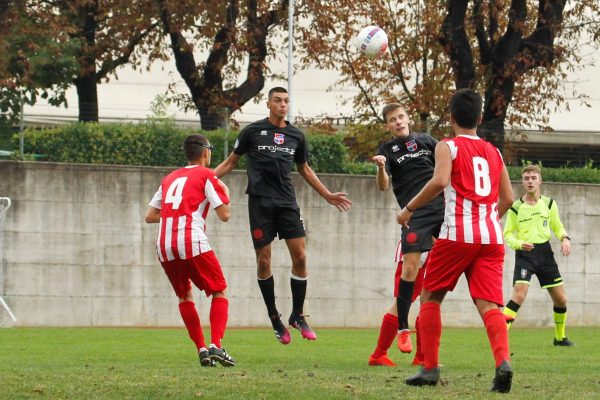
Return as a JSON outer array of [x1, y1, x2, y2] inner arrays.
[[148, 165, 229, 261], [438, 135, 504, 244]]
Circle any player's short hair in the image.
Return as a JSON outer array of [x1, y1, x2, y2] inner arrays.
[[521, 164, 542, 178], [183, 134, 211, 161], [268, 87, 288, 99], [449, 88, 482, 129], [381, 103, 406, 123]]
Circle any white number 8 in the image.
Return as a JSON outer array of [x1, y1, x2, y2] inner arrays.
[[165, 177, 188, 209], [473, 157, 491, 196]]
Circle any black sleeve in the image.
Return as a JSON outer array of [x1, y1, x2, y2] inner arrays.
[[429, 135, 439, 147], [294, 132, 308, 164], [233, 125, 252, 155], [377, 144, 392, 175], [423, 134, 438, 150]]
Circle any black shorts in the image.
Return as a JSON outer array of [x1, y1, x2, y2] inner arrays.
[[401, 205, 444, 254], [513, 241, 562, 288], [248, 195, 305, 249]]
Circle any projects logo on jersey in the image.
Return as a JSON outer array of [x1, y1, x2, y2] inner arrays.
[[396, 149, 432, 165], [406, 140, 418, 152], [274, 133, 285, 144]]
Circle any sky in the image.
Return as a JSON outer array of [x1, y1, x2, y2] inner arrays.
[[25, 51, 600, 132]]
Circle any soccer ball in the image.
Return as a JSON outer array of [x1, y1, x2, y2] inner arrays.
[[355, 26, 388, 58]]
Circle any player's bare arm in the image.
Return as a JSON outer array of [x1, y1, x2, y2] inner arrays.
[[216, 178, 230, 198], [296, 162, 352, 212], [397, 141, 451, 228], [372, 155, 389, 191], [145, 206, 161, 224], [497, 166, 514, 218], [214, 152, 241, 178], [214, 203, 231, 222], [214, 180, 231, 222]]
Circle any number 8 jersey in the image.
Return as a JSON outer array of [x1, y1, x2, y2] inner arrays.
[[438, 135, 505, 244], [148, 165, 230, 261]]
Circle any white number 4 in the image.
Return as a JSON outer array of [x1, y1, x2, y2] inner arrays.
[[473, 157, 491, 196], [165, 177, 187, 209]]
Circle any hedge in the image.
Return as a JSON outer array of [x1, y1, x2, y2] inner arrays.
[[12, 122, 600, 183], [12, 122, 348, 173], [507, 165, 600, 184]]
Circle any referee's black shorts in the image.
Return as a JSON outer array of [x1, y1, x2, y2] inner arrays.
[[513, 241, 562, 288], [401, 204, 444, 254], [247, 195, 305, 249]]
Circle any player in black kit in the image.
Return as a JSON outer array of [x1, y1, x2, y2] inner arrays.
[[368, 103, 444, 366], [214, 87, 352, 344]]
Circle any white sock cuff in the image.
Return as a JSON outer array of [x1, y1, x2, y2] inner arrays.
[[290, 273, 307, 281], [257, 275, 274, 281]]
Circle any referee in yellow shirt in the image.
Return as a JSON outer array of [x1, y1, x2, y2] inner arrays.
[[503, 165, 574, 346]]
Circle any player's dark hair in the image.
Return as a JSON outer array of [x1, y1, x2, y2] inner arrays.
[[381, 103, 406, 123], [183, 134, 211, 161], [268, 86, 288, 99], [449, 89, 482, 129]]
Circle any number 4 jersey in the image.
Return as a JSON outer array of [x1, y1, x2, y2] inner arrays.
[[148, 165, 230, 261], [438, 135, 505, 244]]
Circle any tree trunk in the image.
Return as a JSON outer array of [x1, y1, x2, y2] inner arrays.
[[74, 75, 98, 122], [158, 0, 288, 131], [440, 0, 568, 153], [198, 106, 228, 131], [478, 119, 505, 153], [480, 57, 520, 152]]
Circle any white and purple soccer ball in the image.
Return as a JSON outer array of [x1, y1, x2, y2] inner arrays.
[[355, 26, 388, 58]]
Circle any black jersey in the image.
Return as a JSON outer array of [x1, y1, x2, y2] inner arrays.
[[233, 118, 308, 201], [377, 132, 442, 209]]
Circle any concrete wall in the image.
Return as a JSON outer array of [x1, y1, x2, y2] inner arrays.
[[0, 160, 598, 328]]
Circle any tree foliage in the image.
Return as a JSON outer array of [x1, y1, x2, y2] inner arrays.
[[440, 0, 600, 150], [44, 0, 162, 122], [0, 1, 80, 123], [0, 0, 161, 123], [297, 0, 600, 151], [157, 0, 289, 130], [297, 0, 452, 135]]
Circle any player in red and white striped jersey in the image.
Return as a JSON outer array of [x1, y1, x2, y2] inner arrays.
[[398, 89, 514, 392], [145, 134, 236, 367], [437, 133, 505, 244]]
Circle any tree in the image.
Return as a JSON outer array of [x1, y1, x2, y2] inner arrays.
[[1, 1, 162, 123], [297, 0, 452, 134], [0, 1, 80, 124], [0, 0, 15, 84], [440, 0, 600, 150], [298, 1, 600, 152], [45, 0, 161, 122], [156, 0, 289, 130]]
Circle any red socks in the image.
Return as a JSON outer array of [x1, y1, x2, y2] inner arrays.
[[179, 298, 230, 350], [483, 309, 510, 367], [419, 302, 441, 369], [372, 313, 398, 358], [178, 301, 205, 350], [210, 297, 229, 349], [414, 315, 422, 361]]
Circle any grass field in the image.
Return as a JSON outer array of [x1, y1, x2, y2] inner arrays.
[[0, 326, 597, 399]]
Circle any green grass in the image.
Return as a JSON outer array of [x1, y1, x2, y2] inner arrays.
[[0, 327, 598, 399]]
